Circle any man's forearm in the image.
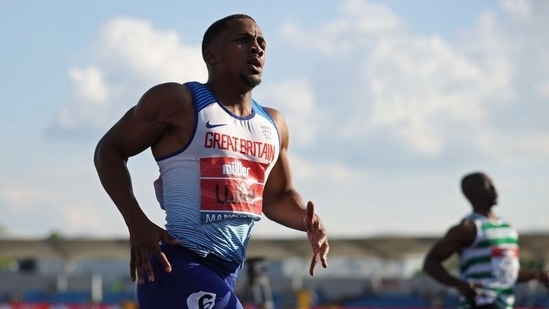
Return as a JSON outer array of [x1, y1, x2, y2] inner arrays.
[[423, 259, 463, 288], [94, 144, 146, 228], [517, 269, 546, 283], [263, 189, 307, 231]]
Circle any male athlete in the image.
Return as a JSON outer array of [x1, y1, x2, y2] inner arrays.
[[94, 14, 329, 309], [423, 171, 548, 308]]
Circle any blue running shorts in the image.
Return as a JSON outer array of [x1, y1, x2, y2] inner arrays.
[[137, 243, 244, 309]]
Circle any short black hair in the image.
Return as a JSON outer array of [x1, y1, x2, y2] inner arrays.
[[461, 171, 491, 198], [201, 14, 255, 59], [461, 172, 483, 190]]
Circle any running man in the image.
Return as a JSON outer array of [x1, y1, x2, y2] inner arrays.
[[94, 14, 329, 309]]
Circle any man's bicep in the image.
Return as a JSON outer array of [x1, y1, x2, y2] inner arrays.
[[263, 107, 292, 201], [427, 226, 468, 261], [100, 98, 167, 159], [263, 150, 291, 205], [427, 237, 461, 262], [105, 83, 188, 158]]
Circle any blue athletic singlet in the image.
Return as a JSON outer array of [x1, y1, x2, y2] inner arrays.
[[138, 81, 281, 309]]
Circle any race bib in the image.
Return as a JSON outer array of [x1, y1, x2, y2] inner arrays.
[[491, 247, 519, 286], [200, 157, 268, 223]]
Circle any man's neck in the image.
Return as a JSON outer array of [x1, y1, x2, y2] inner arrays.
[[205, 80, 254, 116], [472, 207, 496, 220]]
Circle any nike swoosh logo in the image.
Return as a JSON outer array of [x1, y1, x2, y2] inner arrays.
[[206, 121, 227, 129]]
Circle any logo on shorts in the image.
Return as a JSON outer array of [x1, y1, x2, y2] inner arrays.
[[187, 291, 216, 309]]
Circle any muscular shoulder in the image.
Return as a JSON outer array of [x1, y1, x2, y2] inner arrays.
[[263, 107, 288, 148], [135, 82, 193, 123], [446, 219, 477, 248], [263, 107, 283, 124], [134, 82, 195, 157]]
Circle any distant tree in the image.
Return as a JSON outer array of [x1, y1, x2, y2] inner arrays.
[[520, 256, 545, 271], [47, 230, 64, 241], [0, 225, 15, 270], [0, 225, 14, 270], [0, 258, 15, 271]]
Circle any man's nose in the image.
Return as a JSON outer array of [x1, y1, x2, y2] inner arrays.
[[250, 40, 263, 55]]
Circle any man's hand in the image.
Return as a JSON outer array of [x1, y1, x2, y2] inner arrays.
[[456, 281, 479, 304], [128, 219, 180, 284], [303, 201, 329, 276], [536, 271, 549, 288]]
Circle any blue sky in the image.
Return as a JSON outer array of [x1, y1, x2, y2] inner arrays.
[[1, 0, 548, 239]]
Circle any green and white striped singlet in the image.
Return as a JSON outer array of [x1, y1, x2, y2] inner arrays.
[[458, 212, 519, 309]]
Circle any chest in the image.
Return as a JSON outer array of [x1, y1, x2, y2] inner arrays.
[[191, 104, 279, 164]]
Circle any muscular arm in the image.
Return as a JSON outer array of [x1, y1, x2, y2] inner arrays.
[[93, 107, 161, 229], [262, 108, 307, 230], [262, 107, 329, 275], [423, 221, 477, 296], [93, 82, 191, 282], [94, 83, 188, 226]]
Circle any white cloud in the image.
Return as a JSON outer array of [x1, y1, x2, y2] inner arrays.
[[52, 17, 207, 134], [280, 0, 401, 55], [500, 0, 534, 16], [55, 66, 110, 130], [279, 0, 548, 161], [535, 80, 549, 98], [95, 17, 206, 83], [69, 66, 108, 104], [358, 34, 498, 155], [0, 147, 164, 237], [477, 129, 549, 161], [257, 78, 325, 147]]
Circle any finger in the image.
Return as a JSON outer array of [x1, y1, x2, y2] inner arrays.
[[161, 230, 181, 245], [320, 243, 329, 268], [306, 201, 315, 223], [130, 249, 137, 282], [142, 252, 155, 283], [309, 252, 319, 276], [158, 251, 172, 273], [468, 284, 479, 299], [471, 283, 481, 294], [135, 252, 145, 284], [135, 249, 153, 283], [151, 239, 172, 273]]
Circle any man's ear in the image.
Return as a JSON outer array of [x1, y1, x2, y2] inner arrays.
[[204, 49, 218, 66]]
